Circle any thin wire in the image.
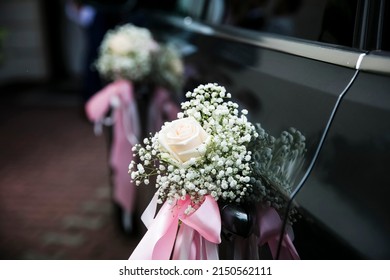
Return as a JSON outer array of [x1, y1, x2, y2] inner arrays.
[[276, 69, 360, 259]]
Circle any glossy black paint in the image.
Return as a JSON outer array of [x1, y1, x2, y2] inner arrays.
[[294, 71, 390, 259], [220, 203, 254, 237], [139, 0, 390, 259]]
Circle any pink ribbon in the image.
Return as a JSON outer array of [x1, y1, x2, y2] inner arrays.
[[85, 79, 138, 213], [258, 206, 300, 260], [148, 87, 180, 133], [129, 195, 221, 260], [85, 80, 181, 215]]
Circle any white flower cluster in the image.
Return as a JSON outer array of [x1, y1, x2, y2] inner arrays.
[[248, 124, 306, 222], [95, 23, 158, 81], [129, 83, 258, 212], [129, 83, 307, 220]]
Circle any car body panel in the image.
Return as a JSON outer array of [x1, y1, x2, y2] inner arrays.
[[294, 67, 390, 259], [139, 0, 390, 258]]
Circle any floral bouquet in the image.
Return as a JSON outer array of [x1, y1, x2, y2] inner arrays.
[[150, 44, 185, 93], [85, 23, 182, 234], [129, 83, 305, 260], [95, 23, 158, 82]]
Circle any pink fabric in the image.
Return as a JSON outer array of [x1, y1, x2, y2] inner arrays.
[[85, 79, 132, 122], [129, 195, 221, 260], [258, 206, 300, 260], [85, 79, 136, 213], [85, 81, 180, 214], [147, 87, 180, 133]]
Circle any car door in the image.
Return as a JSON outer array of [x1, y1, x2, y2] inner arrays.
[[142, 0, 370, 259], [292, 0, 390, 259]]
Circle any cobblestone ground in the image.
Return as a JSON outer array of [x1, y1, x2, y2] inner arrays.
[[0, 87, 140, 260]]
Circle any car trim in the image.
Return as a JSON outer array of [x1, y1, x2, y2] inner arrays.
[[356, 53, 367, 69], [359, 51, 390, 75], [154, 14, 366, 69]]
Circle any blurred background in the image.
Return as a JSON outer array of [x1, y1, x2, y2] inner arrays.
[[0, 0, 177, 260], [2, 0, 388, 260]]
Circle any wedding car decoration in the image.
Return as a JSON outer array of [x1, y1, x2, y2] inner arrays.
[[94, 23, 158, 82], [85, 23, 181, 233], [151, 44, 184, 93], [129, 83, 305, 260]]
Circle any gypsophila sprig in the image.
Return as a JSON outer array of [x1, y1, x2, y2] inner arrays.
[[129, 83, 258, 213], [129, 83, 307, 221], [151, 44, 184, 93], [248, 124, 306, 222]]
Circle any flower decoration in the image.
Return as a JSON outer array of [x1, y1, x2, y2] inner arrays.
[[95, 23, 158, 82], [130, 83, 257, 213], [130, 83, 306, 213], [88, 23, 184, 235], [128, 83, 306, 260], [151, 44, 185, 93], [248, 124, 306, 223]]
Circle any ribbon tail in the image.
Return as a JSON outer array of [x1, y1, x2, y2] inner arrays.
[[110, 80, 137, 213], [267, 234, 300, 260], [178, 195, 221, 260], [129, 201, 179, 260], [172, 224, 196, 260], [172, 221, 219, 260], [141, 193, 159, 229], [186, 230, 219, 260], [257, 206, 300, 260], [122, 99, 140, 146], [111, 108, 136, 213], [86, 79, 137, 214], [131, 195, 221, 260], [203, 237, 219, 260], [280, 234, 300, 260]]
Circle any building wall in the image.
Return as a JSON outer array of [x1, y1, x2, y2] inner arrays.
[[0, 0, 49, 85]]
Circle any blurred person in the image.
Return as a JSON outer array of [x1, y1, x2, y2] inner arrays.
[[65, 0, 126, 105]]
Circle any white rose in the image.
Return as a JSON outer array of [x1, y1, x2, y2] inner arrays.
[[158, 117, 209, 164], [108, 33, 134, 55]]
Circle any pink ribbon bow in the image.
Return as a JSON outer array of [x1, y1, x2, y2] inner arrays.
[[85, 79, 138, 213], [129, 195, 221, 260], [258, 206, 300, 260]]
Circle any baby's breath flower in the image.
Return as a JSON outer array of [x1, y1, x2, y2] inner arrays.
[[137, 164, 145, 174], [128, 83, 266, 214], [95, 23, 157, 81]]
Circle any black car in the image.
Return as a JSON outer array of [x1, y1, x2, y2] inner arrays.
[[131, 0, 390, 260], [87, 0, 390, 259]]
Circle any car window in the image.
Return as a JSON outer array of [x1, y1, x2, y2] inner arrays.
[[381, 0, 390, 51], [175, 0, 359, 48]]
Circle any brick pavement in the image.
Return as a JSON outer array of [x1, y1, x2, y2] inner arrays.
[[0, 86, 141, 259]]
